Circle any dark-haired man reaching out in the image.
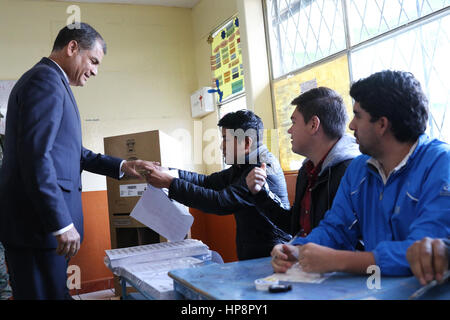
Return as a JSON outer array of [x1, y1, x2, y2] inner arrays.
[[146, 110, 291, 261]]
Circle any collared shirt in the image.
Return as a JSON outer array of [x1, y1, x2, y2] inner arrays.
[[298, 146, 334, 237], [367, 140, 419, 185], [49, 58, 69, 83]]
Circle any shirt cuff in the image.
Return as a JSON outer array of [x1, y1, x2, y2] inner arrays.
[[52, 223, 74, 236], [119, 160, 126, 179]]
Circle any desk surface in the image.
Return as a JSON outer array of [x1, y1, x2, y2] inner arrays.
[[168, 257, 450, 300]]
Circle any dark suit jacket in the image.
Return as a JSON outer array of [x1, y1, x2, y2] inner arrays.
[[0, 57, 122, 249]]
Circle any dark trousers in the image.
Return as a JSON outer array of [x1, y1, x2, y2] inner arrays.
[[4, 246, 72, 300]]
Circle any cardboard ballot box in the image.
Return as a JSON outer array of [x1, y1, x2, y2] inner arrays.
[[104, 130, 183, 215], [104, 130, 184, 296]]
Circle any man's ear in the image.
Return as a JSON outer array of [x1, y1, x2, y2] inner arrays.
[[376, 116, 391, 136], [66, 40, 79, 57], [245, 136, 253, 152], [309, 115, 321, 134]]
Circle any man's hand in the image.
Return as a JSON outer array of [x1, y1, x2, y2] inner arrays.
[[145, 167, 174, 189], [271, 244, 299, 273], [121, 160, 160, 179], [406, 237, 449, 285], [297, 243, 339, 273], [246, 163, 267, 194], [55, 226, 80, 259]]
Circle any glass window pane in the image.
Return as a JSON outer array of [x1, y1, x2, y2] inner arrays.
[[351, 12, 450, 143], [218, 95, 247, 119], [266, 0, 347, 78], [346, 0, 450, 45], [273, 55, 352, 170]]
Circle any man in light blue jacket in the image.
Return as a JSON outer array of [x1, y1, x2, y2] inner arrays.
[[272, 70, 450, 276]]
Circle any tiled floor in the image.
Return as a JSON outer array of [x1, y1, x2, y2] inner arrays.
[[72, 289, 120, 300]]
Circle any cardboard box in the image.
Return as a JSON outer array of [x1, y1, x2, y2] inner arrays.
[[104, 130, 183, 214]]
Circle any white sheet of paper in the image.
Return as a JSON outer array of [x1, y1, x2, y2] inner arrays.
[[255, 262, 335, 290], [130, 183, 193, 241]]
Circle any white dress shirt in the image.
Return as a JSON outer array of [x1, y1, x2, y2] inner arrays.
[[366, 140, 418, 185]]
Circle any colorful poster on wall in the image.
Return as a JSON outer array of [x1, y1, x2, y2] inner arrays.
[[210, 16, 244, 103], [273, 54, 352, 171]]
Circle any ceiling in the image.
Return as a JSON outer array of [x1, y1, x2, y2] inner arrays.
[[51, 0, 200, 8]]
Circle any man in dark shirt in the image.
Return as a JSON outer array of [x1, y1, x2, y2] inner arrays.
[[246, 87, 359, 238], [145, 110, 291, 260]]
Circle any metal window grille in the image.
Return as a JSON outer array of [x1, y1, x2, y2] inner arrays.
[[264, 0, 450, 142]]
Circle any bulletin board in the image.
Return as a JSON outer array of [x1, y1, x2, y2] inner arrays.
[[210, 16, 245, 103], [272, 54, 352, 171]]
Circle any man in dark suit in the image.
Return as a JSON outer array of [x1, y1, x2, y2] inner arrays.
[[0, 23, 155, 299]]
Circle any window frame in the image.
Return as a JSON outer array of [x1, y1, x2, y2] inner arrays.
[[263, 0, 450, 169], [264, 0, 450, 83]]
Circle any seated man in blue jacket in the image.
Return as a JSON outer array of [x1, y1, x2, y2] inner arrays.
[[146, 110, 291, 260], [272, 70, 450, 276]]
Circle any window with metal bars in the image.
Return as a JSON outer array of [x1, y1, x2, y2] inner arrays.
[[264, 0, 450, 148]]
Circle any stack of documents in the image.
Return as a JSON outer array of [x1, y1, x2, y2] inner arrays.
[[105, 239, 210, 269], [105, 239, 212, 299], [116, 256, 207, 299]]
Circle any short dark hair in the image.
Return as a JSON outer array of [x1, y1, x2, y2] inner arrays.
[[52, 22, 106, 54], [218, 109, 264, 144], [350, 70, 428, 142], [291, 87, 348, 140]]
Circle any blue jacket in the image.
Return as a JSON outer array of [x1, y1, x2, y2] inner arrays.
[[292, 134, 450, 275]]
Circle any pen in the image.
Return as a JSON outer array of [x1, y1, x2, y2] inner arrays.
[[287, 230, 305, 244], [408, 270, 450, 300], [285, 234, 302, 259], [287, 235, 298, 245]]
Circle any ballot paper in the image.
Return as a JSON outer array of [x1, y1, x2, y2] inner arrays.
[[113, 256, 207, 299], [130, 183, 193, 241], [105, 239, 210, 269], [104, 239, 211, 299], [255, 263, 335, 290]]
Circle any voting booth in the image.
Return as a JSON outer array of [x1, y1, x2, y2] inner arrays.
[[104, 130, 184, 295]]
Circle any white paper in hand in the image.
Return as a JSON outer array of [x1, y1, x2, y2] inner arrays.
[[130, 184, 193, 241]]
